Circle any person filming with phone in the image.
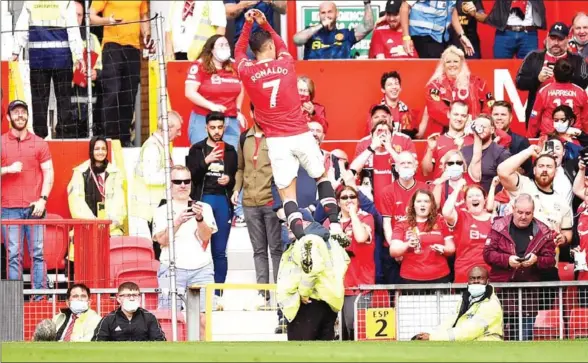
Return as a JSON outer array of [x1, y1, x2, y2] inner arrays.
[[186, 111, 238, 308], [153, 165, 217, 340]]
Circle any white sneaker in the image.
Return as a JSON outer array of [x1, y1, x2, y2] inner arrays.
[[245, 293, 271, 311], [214, 295, 225, 311]]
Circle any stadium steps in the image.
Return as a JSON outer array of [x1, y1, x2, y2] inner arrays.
[[211, 311, 286, 342]]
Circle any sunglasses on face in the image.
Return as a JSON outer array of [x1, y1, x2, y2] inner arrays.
[[340, 195, 358, 201], [171, 179, 191, 185], [446, 161, 464, 166]]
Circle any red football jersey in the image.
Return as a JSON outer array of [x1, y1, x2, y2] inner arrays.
[[449, 209, 492, 283], [340, 212, 376, 295], [185, 60, 242, 117], [430, 133, 470, 178], [235, 22, 307, 138], [528, 82, 588, 137], [380, 180, 430, 224], [354, 132, 416, 158], [392, 217, 452, 281], [369, 25, 415, 59]]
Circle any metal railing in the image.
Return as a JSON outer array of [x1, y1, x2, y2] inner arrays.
[[354, 281, 588, 341]]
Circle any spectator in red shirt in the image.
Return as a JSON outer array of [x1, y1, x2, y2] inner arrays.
[[527, 58, 588, 137], [442, 180, 492, 283], [380, 152, 428, 246], [422, 101, 469, 178], [369, 0, 414, 60], [351, 121, 416, 211], [1, 100, 54, 292], [421, 46, 493, 137], [431, 149, 476, 208], [363, 72, 416, 138], [335, 185, 375, 340], [298, 76, 328, 132], [390, 189, 455, 283], [185, 35, 245, 148]]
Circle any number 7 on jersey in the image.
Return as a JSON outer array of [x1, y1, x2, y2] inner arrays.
[[263, 79, 281, 108]]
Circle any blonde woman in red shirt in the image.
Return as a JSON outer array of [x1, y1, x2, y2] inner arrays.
[[390, 189, 455, 283]]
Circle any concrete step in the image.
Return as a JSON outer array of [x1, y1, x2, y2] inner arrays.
[[211, 310, 283, 340]]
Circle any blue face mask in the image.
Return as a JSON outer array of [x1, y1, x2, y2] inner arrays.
[[468, 284, 486, 298]]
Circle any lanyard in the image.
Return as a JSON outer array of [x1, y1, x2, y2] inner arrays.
[[90, 170, 105, 201]]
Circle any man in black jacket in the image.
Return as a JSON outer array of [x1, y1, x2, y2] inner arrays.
[[491, 101, 532, 176], [186, 111, 238, 300], [516, 22, 588, 125], [92, 282, 166, 341]]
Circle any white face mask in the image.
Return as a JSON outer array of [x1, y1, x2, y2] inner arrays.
[[468, 284, 486, 298], [213, 48, 231, 62], [122, 299, 140, 313], [554, 122, 569, 133], [446, 164, 464, 180], [397, 167, 415, 181], [69, 300, 89, 315]]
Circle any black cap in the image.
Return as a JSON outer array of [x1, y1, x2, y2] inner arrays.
[[7, 100, 28, 114], [548, 22, 570, 39], [385, 0, 401, 15]]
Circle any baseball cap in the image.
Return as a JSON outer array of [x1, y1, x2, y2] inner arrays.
[[548, 22, 570, 39], [7, 99, 28, 113], [385, 0, 401, 15]]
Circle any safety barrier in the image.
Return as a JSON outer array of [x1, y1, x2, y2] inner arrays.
[[354, 281, 588, 341], [1, 218, 111, 288]]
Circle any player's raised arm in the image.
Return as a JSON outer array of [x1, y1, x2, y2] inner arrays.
[[235, 15, 254, 66]]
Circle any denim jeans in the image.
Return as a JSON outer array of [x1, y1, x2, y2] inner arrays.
[[1, 207, 46, 289], [187, 112, 240, 150], [493, 30, 538, 59], [201, 194, 232, 296], [157, 263, 214, 312]]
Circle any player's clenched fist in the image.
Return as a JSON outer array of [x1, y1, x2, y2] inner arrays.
[[244, 9, 256, 23], [252, 9, 267, 25]]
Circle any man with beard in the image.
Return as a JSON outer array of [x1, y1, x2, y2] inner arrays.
[[569, 12, 588, 59], [461, 115, 511, 193], [1, 100, 54, 292], [497, 145, 573, 254], [369, 1, 415, 59], [516, 22, 588, 124], [187, 111, 238, 303], [491, 101, 532, 176]]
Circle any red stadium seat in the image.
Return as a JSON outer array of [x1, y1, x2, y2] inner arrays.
[[110, 236, 154, 257], [23, 214, 68, 271], [152, 309, 186, 341], [558, 262, 575, 282], [567, 308, 588, 340], [533, 309, 563, 340], [113, 260, 160, 289], [109, 237, 156, 288]]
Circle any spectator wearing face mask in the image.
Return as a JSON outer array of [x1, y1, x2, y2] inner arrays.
[[49, 284, 101, 342], [431, 150, 476, 208], [93, 282, 166, 341], [412, 267, 503, 341], [549, 106, 588, 161], [185, 35, 245, 148], [527, 58, 588, 138], [390, 189, 455, 284], [298, 76, 328, 132], [515, 22, 588, 125]]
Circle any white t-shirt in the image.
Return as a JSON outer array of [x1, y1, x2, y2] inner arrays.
[[553, 166, 573, 208], [508, 174, 573, 233], [153, 200, 217, 270], [506, 3, 535, 27]]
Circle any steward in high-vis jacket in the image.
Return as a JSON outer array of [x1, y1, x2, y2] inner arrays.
[[276, 209, 350, 341]]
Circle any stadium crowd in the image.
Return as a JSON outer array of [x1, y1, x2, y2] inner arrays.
[[2, 0, 588, 342]]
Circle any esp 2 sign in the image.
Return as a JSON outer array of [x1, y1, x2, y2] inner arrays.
[[365, 308, 395, 340]]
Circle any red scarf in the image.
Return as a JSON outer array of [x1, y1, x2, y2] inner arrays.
[[510, 0, 528, 20], [182, 1, 195, 21]]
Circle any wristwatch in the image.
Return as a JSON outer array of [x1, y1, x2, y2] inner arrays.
[[363, 0, 371, 5], [40, 195, 48, 201], [196, 216, 204, 222], [367, 146, 375, 153]]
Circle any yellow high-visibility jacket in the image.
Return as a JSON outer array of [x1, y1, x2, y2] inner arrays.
[[52, 308, 102, 342], [429, 286, 504, 341], [276, 234, 350, 323], [67, 160, 126, 236]]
